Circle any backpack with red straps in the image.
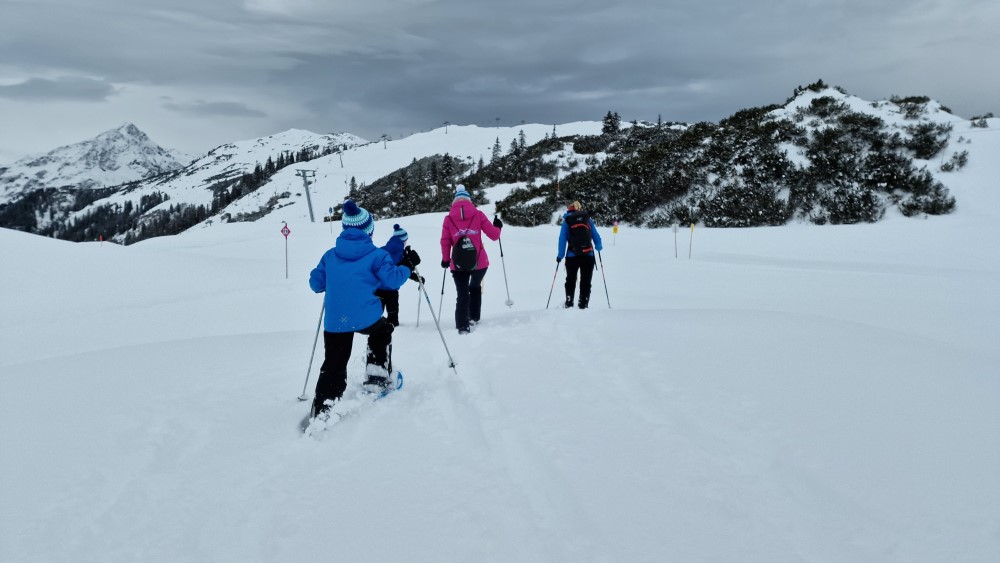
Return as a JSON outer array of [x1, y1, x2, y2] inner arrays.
[[565, 211, 593, 254]]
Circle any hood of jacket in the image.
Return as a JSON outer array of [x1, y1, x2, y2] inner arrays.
[[447, 199, 479, 225], [334, 228, 378, 261]]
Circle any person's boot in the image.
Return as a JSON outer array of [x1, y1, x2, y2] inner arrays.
[[578, 296, 589, 309], [564, 295, 574, 308], [311, 396, 337, 420], [363, 363, 391, 392]]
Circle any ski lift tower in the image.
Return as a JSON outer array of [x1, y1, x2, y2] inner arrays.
[[296, 169, 317, 222]]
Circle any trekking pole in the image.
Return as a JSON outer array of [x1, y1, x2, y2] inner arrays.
[[545, 259, 561, 309], [597, 250, 611, 309], [415, 267, 459, 375], [497, 236, 514, 308], [298, 302, 324, 401], [438, 267, 447, 315], [416, 283, 422, 327]]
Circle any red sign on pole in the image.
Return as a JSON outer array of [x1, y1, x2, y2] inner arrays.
[[281, 223, 291, 279]]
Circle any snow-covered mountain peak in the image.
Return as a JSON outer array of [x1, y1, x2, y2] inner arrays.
[[93, 122, 149, 145], [0, 123, 185, 204]]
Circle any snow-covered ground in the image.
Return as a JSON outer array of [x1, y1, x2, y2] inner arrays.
[[2, 128, 999, 562]]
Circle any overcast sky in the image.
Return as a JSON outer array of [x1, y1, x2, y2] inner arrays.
[[1, 0, 997, 162]]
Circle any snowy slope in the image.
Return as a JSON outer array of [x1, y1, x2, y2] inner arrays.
[[0, 123, 185, 204], [2, 118, 999, 562], [221, 122, 603, 224], [64, 123, 599, 232], [89, 129, 369, 214]]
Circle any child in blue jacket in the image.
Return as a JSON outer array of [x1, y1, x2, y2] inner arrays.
[[308, 201, 420, 420], [375, 224, 412, 327]]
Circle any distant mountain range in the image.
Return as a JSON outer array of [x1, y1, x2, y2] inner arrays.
[[0, 123, 188, 205], [0, 80, 994, 244], [0, 125, 370, 243]]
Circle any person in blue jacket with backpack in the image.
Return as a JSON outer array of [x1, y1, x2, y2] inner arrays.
[[308, 201, 421, 421], [557, 200, 603, 309]]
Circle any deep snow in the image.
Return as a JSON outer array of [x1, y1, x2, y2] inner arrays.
[[2, 120, 999, 562]]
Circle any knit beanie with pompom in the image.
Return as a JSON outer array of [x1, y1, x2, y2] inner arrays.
[[341, 200, 374, 236], [453, 184, 472, 203], [392, 223, 408, 242]]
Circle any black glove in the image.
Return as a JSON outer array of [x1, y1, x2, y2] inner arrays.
[[441, 259, 450, 269], [401, 246, 421, 269], [493, 215, 503, 229], [409, 270, 425, 283]]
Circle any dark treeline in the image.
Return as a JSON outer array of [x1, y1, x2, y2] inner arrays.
[[339, 153, 475, 220]]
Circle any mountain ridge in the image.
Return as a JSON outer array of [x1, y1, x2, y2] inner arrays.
[[1, 81, 996, 244], [0, 122, 185, 203]]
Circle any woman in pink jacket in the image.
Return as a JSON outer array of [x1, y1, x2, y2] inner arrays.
[[440, 185, 503, 334]]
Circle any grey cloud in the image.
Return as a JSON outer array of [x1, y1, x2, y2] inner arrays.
[[162, 101, 268, 118], [270, 38, 747, 141], [0, 1, 298, 86], [1, 0, 998, 150], [0, 77, 117, 102]]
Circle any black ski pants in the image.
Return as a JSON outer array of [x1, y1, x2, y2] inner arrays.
[[375, 288, 400, 325], [451, 267, 487, 331], [564, 254, 596, 305], [314, 317, 394, 407]]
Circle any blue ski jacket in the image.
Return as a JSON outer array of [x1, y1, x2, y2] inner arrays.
[[557, 211, 603, 260], [309, 228, 412, 332], [376, 231, 407, 291], [382, 235, 405, 265]]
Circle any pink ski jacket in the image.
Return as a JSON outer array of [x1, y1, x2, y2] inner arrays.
[[440, 199, 502, 271]]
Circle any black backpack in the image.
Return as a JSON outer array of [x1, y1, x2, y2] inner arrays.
[[452, 233, 478, 271], [450, 216, 479, 271], [565, 211, 593, 255]]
